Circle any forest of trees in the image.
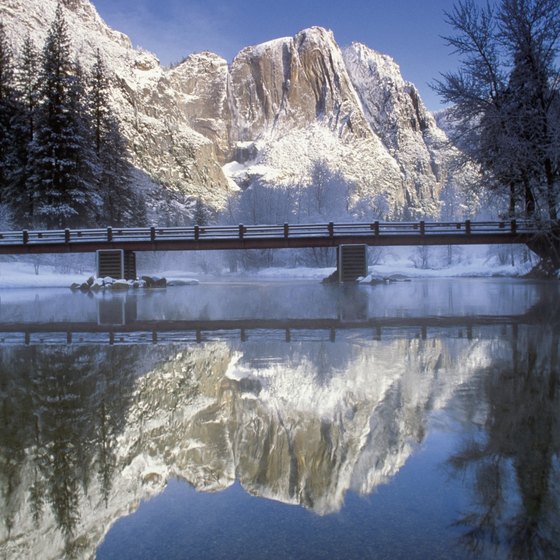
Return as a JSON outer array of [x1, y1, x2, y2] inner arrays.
[[0, 5, 144, 229], [221, 162, 365, 268]]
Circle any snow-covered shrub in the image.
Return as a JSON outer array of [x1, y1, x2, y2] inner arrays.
[[409, 246, 431, 269]]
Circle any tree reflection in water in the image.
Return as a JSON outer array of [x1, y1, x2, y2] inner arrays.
[[0, 346, 141, 557], [449, 327, 560, 560]]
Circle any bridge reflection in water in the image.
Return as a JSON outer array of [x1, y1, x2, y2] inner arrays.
[[0, 286, 550, 346], [0, 280, 558, 560], [0, 315, 545, 346]]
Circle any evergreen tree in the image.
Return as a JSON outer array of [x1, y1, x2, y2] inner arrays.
[[0, 21, 17, 205], [98, 116, 141, 225], [1, 8, 144, 228], [193, 196, 209, 225], [28, 4, 93, 227], [68, 57, 101, 218], [9, 36, 40, 223], [89, 50, 140, 225], [89, 50, 109, 157]]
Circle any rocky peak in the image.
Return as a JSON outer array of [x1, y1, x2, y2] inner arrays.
[[343, 42, 441, 149], [0, 0, 233, 215], [169, 51, 232, 162], [1, 0, 455, 218], [229, 26, 370, 142], [342, 41, 448, 208]]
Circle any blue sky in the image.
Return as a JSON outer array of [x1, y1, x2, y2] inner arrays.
[[92, 0, 480, 111]]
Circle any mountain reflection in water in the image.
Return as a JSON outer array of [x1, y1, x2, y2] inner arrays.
[[0, 279, 558, 560]]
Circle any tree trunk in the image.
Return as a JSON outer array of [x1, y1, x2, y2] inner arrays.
[[524, 179, 536, 217], [545, 157, 557, 222], [509, 183, 516, 218]]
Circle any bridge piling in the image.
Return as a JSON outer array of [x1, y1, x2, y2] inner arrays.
[[338, 244, 368, 282], [96, 249, 137, 280]]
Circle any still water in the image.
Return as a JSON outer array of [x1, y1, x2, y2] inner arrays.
[[0, 278, 558, 559]]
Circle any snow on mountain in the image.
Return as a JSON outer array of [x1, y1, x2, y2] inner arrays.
[[224, 27, 441, 216], [343, 43, 447, 214], [1, 0, 455, 219], [168, 52, 232, 164]]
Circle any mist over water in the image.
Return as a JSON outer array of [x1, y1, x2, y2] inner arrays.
[[0, 278, 558, 560], [0, 277, 546, 322]]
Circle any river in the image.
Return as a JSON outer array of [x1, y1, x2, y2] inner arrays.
[[0, 278, 558, 559]]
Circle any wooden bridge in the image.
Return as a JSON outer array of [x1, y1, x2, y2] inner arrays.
[[0, 219, 556, 280], [0, 220, 545, 254]]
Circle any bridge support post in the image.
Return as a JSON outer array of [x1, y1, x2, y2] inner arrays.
[[97, 249, 137, 280], [338, 244, 368, 282]]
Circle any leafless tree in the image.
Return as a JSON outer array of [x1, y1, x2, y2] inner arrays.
[[433, 0, 560, 222]]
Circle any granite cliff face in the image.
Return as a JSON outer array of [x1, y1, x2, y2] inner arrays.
[[229, 28, 372, 140], [1, 0, 450, 218]]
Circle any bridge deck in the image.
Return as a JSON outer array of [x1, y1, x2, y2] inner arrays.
[[0, 220, 540, 255]]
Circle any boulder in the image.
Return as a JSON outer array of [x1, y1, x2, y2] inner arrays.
[[167, 279, 199, 286], [111, 279, 130, 290], [142, 275, 167, 288]]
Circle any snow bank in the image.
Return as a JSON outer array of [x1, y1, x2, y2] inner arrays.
[[0, 262, 84, 288]]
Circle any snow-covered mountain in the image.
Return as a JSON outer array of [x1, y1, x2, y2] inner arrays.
[[1, 0, 452, 219]]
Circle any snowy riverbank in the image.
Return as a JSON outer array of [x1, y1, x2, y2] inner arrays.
[[0, 249, 536, 289]]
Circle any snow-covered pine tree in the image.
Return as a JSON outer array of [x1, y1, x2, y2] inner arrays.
[[69, 57, 101, 218], [8, 36, 40, 224], [89, 50, 109, 157], [0, 21, 18, 206], [193, 196, 209, 226], [89, 50, 141, 225], [27, 4, 95, 227]]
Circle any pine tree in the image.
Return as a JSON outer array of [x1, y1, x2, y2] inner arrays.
[[89, 50, 109, 157], [68, 57, 100, 219], [193, 196, 209, 226], [28, 4, 93, 227], [0, 21, 17, 205], [8, 36, 40, 223], [89, 50, 140, 225]]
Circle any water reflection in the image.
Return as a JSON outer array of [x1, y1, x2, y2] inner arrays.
[[448, 327, 560, 559], [0, 278, 551, 324], [0, 280, 558, 559]]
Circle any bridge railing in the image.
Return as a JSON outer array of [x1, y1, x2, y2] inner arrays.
[[0, 219, 540, 247]]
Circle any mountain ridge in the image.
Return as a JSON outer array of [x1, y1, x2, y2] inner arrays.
[[1, 0, 456, 221]]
